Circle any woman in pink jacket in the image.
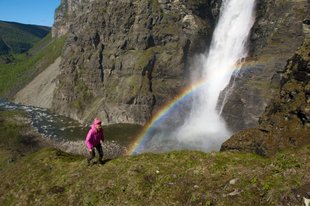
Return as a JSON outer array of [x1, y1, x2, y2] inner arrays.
[[85, 118, 104, 165]]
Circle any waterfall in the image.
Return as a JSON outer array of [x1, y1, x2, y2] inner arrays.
[[175, 0, 256, 151], [134, 0, 256, 154]]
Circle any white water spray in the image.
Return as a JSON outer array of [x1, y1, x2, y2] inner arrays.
[[175, 0, 256, 151], [135, 0, 256, 154]]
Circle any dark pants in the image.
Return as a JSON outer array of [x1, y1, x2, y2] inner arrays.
[[87, 144, 103, 163]]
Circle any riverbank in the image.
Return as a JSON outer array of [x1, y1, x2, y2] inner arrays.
[[0, 99, 142, 153], [0, 109, 129, 161]]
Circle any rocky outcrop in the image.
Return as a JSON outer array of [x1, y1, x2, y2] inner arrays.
[[219, 0, 309, 132], [221, 34, 310, 156], [52, 0, 89, 38], [51, 0, 219, 124]]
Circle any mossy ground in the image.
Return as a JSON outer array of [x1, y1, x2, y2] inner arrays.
[[0, 110, 309, 206]]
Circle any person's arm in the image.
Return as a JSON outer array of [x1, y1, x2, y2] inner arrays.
[[85, 130, 93, 151], [100, 129, 104, 144]]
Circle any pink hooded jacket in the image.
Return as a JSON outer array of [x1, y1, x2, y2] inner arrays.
[[85, 118, 104, 150]]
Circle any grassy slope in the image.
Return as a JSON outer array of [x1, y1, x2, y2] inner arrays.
[[0, 33, 65, 97], [0, 110, 48, 162], [0, 111, 309, 206]]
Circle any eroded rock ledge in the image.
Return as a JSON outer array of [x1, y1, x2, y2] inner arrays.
[[221, 36, 310, 156]]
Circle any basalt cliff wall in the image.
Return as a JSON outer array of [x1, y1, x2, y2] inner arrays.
[[221, 33, 310, 156], [51, 0, 220, 124], [219, 0, 309, 133], [220, 0, 310, 155]]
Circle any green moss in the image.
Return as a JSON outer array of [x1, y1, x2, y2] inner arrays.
[[0, 149, 11, 171], [135, 48, 156, 70], [70, 81, 94, 111], [210, 151, 264, 172], [103, 78, 122, 102], [1, 194, 16, 206], [150, 0, 160, 11], [153, 21, 181, 36], [150, 8, 182, 37], [120, 75, 148, 99], [0, 110, 28, 150]]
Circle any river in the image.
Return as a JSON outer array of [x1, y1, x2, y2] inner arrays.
[[0, 98, 89, 142]]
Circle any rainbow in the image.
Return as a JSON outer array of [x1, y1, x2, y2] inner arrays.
[[126, 60, 257, 155]]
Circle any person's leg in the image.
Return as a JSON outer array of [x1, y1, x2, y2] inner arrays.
[[95, 144, 103, 163], [87, 149, 95, 165]]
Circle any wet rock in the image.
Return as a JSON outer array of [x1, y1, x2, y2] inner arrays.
[[220, 0, 308, 133], [222, 38, 310, 156], [303, 19, 310, 36]]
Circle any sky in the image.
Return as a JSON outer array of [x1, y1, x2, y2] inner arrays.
[[0, 0, 61, 27]]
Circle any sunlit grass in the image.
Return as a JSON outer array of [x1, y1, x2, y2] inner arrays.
[[0, 109, 309, 205]]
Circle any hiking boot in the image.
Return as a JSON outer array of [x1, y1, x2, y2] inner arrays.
[[86, 159, 92, 166]]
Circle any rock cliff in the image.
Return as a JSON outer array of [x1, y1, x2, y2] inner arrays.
[[51, 0, 309, 140], [51, 0, 220, 124], [219, 0, 309, 132], [221, 31, 310, 156], [52, 0, 85, 38]]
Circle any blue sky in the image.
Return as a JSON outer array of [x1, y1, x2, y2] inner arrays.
[[0, 0, 61, 27]]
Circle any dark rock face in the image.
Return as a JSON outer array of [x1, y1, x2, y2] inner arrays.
[[219, 0, 309, 133], [221, 36, 310, 156], [52, 0, 84, 38], [51, 0, 218, 124]]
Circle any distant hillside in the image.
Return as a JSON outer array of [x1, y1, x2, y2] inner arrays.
[[0, 38, 10, 55], [0, 20, 50, 55], [0, 33, 66, 97]]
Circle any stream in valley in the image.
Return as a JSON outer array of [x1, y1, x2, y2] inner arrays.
[[0, 98, 90, 142]]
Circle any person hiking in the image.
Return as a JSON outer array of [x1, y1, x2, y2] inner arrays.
[[85, 118, 104, 165]]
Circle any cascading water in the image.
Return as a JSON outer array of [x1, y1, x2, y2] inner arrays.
[[134, 0, 256, 154], [176, 0, 256, 151]]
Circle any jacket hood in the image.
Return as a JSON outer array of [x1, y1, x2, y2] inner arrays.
[[93, 118, 101, 125], [91, 118, 102, 130]]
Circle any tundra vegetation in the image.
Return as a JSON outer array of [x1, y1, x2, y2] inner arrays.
[[0, 110, 309, 206]]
